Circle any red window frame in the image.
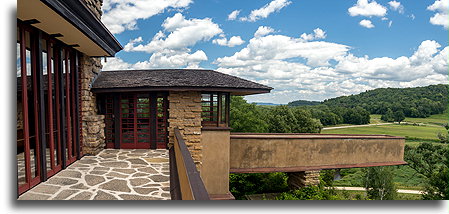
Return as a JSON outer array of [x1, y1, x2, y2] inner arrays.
[[201, 92, 230, 127], [17, 21, 82, 196]]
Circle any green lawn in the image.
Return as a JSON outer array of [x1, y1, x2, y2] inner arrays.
[[322, 124, 445, 141], [333, 190, 422, 200], [370, 114, 383, 124], [403, 113, 448, 126]]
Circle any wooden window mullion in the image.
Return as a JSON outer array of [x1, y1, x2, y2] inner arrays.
[[217, 93, 222, 126], [19, 26, 31, 194], [64, 49, 73, 165], [45, 38, 55, 174], [30, 29, 43, 184]]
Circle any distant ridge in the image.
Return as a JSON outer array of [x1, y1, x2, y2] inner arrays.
[[287, 100, 322, 107], [253, 102, 282, 106]]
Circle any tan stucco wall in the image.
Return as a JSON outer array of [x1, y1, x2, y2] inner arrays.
[[168, 91, 203, 170], [229, 134, 405, 171], [201, 129, 230, 195]]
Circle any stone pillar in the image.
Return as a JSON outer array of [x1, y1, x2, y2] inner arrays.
[[77, 0, 106, 155], [167, 91, 203, 170], [287, 170, 321, 189], [79, 54, 105, 155]]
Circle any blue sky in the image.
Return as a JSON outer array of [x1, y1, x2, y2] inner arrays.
[[101, 0, 448, 104]]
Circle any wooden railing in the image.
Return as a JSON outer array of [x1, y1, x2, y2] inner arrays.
[[169, 127, 210, 200]]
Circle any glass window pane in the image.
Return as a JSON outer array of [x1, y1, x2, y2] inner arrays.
[[17, 39, 26, 186]]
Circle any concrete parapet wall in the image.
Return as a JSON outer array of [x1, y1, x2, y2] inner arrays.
[[229, 133, 406, 173], [201, 128, 231, 195]]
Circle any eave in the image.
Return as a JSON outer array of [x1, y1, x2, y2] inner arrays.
[[91, 86, 272, 96], [17, 0, 122, 57]]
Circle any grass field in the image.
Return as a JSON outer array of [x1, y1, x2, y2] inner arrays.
[[403, 113, 448, 126], [322, 124, 445, 141], [333, 190, 421, 200], [370, 114, 383, 124]]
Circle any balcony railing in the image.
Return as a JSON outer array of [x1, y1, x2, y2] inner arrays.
[[169, 127, 210, 200]]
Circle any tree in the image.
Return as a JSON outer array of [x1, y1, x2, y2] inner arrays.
[[393, 110, 405, 124], [291, 108, 322, 133], [266, 105, 298, 133], [342, 107, 370, 125], [404, 143, 448, 200], [362, 166, 397, 200], [381, 108, 394, 122], [230, 96, 269, 132]]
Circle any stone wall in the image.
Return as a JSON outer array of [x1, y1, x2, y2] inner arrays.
[[78, 0, 106, 155], [287, 171, 321, 189], [82, 0, 103, 19], [167, 91, 203, 171], [79, 54, 105, 155]]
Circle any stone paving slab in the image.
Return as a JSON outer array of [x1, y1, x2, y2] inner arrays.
[[18, 149, 170, 200]]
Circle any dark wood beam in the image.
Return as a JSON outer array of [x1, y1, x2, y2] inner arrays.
[[23, 19, 40, 24], [35, 30, 48, 182], [113, 94, 120, 149]]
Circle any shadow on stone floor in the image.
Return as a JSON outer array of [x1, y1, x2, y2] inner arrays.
[[18, 149, 170, 200]]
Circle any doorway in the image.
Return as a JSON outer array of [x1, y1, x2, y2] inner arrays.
[[103, 92, 168, 149]]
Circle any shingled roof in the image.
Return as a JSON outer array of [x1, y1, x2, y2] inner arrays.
[[91, 69, 273, 95]]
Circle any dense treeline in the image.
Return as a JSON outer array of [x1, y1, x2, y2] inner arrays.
[[230, 96, 371, 133], [232, 84, 448, 131], [287, 100, 322, 107], [230, 96, 322, 133], [323, 84, 448, 118], [306, 105, 370, 126]]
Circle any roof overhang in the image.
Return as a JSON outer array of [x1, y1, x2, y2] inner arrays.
[[91, 86, 272, 96], [17, 0, 122, 57]]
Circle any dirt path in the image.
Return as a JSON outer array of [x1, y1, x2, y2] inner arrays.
[[323, 123, 392, 130], [330, 186, 424, 194]]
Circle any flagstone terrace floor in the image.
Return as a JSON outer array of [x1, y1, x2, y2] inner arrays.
[[18, 149, 170, 200]]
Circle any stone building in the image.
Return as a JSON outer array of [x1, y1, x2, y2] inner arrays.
[[17, 0, 121, 195], [17, 0, 406, 200]]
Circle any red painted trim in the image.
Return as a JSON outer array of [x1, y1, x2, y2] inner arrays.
[[54, 45, 62, 171], [116, 93, 168, 149], [19, 26, 31, 194], [45, 37, 56, 176], [31, 28, 42, 182], [70, 50, 77, 162], [64, 49, 74, 165], [229, 161, 408, 173]]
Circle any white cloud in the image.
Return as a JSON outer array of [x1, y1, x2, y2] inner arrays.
[[102, 0, 193, 34], [300, 28, 326, 41], [216, 30, 349, 68], [124, 13, 222, 53], [254, 26, 275, 38], [213, 35, 245, 47], [348, 0, 387, 17], [103, 50, 207, 70], [388, 20, 393, 27], [228, 10, 240, 20], [427, 0, 449, 29], [388, 1, 404, 14], [240, 0, 292, 22], [359, 19, 375, 28], [215, 26, 448, 103], [110, 13, 223, 70]]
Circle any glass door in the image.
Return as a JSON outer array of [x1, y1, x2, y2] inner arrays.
[[120, 94, 151, 149]]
